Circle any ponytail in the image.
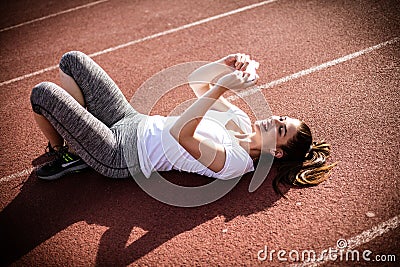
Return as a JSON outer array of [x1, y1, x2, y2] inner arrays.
[[294, 141, 337, 186], [271, 121, 337, 196]]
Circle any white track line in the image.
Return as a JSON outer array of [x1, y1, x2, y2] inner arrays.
[[293, 214, 400, 267], [88, 0, 278, 57], [0, 65, 61, 87], [230, 37, 400, 100], [0, 0, 109, 33], [1, 37, 399, 184], [0, 167, 35, 183], [0, 0, 278, 87]]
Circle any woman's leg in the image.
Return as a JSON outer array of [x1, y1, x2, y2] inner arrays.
[[59, 51, 137, 126], [59, 68, 85, 106], [34, 114, 64, 149], [35, 49, 128, 150], [32, 57, 96, 150], [31, 51, 144, 178], [31, 82, 134, 178]]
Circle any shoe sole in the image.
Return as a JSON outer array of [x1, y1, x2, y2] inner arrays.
[[37, 164, 89, 180]]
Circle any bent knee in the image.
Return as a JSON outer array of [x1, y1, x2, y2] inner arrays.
[[59, 51, 85, 76], [31, 81, 57, 99], [30, 82, 58, 114]]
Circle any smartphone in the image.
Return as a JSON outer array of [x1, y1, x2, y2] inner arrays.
[[245, 60, 259, 81]]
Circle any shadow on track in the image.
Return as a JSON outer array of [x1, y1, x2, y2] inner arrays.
[[0, 159, 289, 266]]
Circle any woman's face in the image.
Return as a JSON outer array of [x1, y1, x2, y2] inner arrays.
[[254, 116, 301, 153]]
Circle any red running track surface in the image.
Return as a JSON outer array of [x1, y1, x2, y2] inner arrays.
[[0, 0, 399, 266]]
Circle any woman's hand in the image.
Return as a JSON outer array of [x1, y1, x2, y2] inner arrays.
[[218, 53, 254, 71], [217, 53, 259, 82], [216, 70, 258, 91]]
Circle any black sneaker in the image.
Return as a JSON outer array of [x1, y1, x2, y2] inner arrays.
[[36, 146, 88, 180]]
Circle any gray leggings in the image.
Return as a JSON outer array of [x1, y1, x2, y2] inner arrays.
[[30, 51, 146, 178]]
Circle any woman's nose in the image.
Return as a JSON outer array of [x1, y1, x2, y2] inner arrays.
[[272, 116, 281, 123], [272, 116, 285, 125]]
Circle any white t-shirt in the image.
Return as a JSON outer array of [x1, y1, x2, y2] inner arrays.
[[136, 106, 255, 179]]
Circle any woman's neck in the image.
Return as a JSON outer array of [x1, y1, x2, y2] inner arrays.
[[235, 132, 261, 159]]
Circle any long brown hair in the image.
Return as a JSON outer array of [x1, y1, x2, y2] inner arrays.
[[273, 121, 337, 196]]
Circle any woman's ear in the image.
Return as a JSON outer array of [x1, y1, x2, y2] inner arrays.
[[273, 148, 284, 158]]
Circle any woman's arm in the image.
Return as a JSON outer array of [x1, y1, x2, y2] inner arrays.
[[170, 69, 257, 173], [188, 54, 252, 112]]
